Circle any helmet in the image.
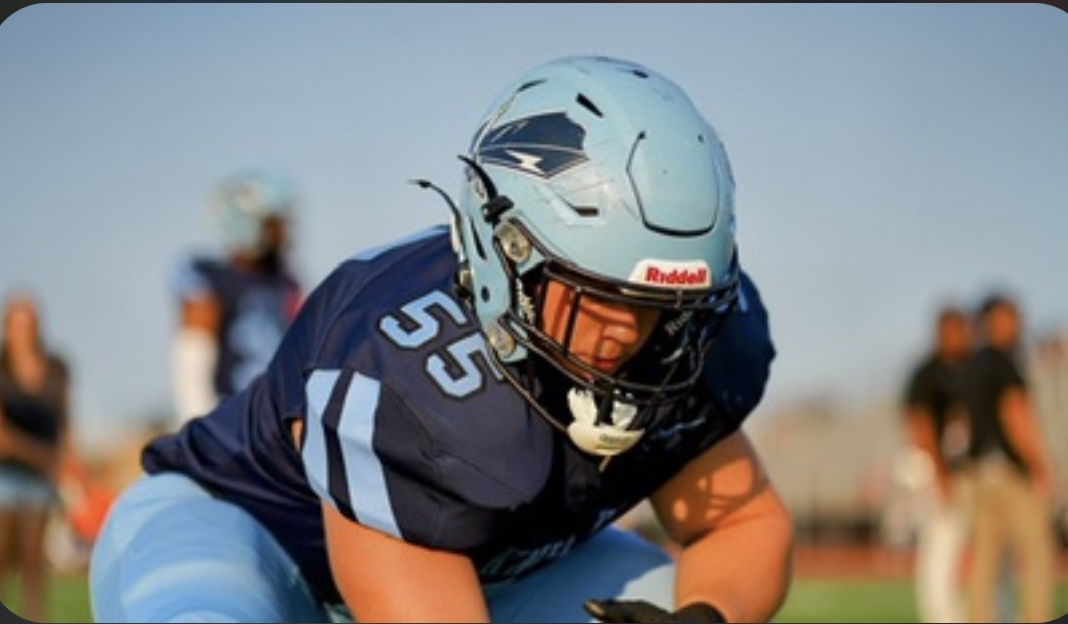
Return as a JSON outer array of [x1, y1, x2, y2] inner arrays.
[[211, 168, 296, 256], [446, 55, 740, 454]]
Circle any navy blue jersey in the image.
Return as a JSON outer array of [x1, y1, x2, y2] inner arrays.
[[171, 255, 302, 397], [144, 225, 775, 604]]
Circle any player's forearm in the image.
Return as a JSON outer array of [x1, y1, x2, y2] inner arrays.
[[346, 587, 490, 623], [999, 390, 1054, 480], [324, 502, 491, 622], [336, 558, 491, 623], [674, 511, 794, 623], [905, 410, 946, 470], [905, 411, 952, 493]]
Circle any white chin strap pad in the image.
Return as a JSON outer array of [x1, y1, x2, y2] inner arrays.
[[566, 388, 644, 456]]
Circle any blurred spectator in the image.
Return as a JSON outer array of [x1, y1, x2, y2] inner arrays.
[[901, 304, 972, 623], [0, 289, 73, 622], [1027, 326, 1068, 545], [170, 167, 304, 426], [960, 291, 1057, 623]]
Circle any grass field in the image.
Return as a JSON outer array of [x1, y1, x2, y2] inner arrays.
[[780, 578, 927, 622], [2, 574, 1065, 623]]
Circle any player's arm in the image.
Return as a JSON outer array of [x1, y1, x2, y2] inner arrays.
[[172, 294, 220, 422], [998, 386, 1055, 498], [648, 429, 793, 623], [322, 501, 490, 622], [904, 404, 939, 458], [289, 410, 490, 623], [904, 403, 952, 498]]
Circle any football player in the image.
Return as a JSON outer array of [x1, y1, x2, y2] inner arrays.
[[169, 168, 304, 425], [90, 55, 793, 623]]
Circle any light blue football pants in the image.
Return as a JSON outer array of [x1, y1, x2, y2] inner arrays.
[[90, 472, 675, 623]]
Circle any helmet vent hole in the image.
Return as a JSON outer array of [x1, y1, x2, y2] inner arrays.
[[630, 69, 649, 79], [576, 94, 603, 118], [479, 286, 491, 302]]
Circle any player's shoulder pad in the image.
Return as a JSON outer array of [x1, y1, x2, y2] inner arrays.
[[700, 268, 776, 420], [296, 228, 554, 542]]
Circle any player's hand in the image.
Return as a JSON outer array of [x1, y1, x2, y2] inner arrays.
[[584, 599, 726, 623]]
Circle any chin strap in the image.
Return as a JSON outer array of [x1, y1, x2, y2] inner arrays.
[[566, 387, 645, 457], [488, 346, 646, 465]]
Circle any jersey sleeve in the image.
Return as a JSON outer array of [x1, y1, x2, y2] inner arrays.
[[169, 254, 214, 301], [299, 366, 521, 552], [293, 237, 553, 553]]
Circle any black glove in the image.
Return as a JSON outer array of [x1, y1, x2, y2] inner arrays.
[[584, 599, 727, 623]]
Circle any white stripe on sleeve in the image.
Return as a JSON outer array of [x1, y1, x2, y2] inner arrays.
[[302, 369, 400, 539], [302, 369, 338, 504], [337, 373, 399, 537]]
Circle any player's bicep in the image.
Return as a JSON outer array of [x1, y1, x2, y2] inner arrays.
[[321, 501, 488, 622]]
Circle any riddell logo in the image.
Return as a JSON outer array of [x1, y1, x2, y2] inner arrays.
[[631, 260, 711, 288]]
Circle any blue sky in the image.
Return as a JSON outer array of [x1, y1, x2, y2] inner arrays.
[[1, 4, 1066, 451]]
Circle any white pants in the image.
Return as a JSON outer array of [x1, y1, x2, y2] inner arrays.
[[90, 472, 675, 623], [914, 495, 968, 623]]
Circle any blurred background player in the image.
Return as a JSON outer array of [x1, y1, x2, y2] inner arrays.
[[170, 168, 304, 425], [960, 291, 1057, 623], [0, 289, 74, 622], [901, 304, 972, 623]]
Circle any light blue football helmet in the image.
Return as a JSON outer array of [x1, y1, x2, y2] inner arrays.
[[212, 168, 296, 256], [438, 55, 740, 452]]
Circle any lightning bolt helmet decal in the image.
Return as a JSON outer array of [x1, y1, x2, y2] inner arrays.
[[473, 112, 588, 178]]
